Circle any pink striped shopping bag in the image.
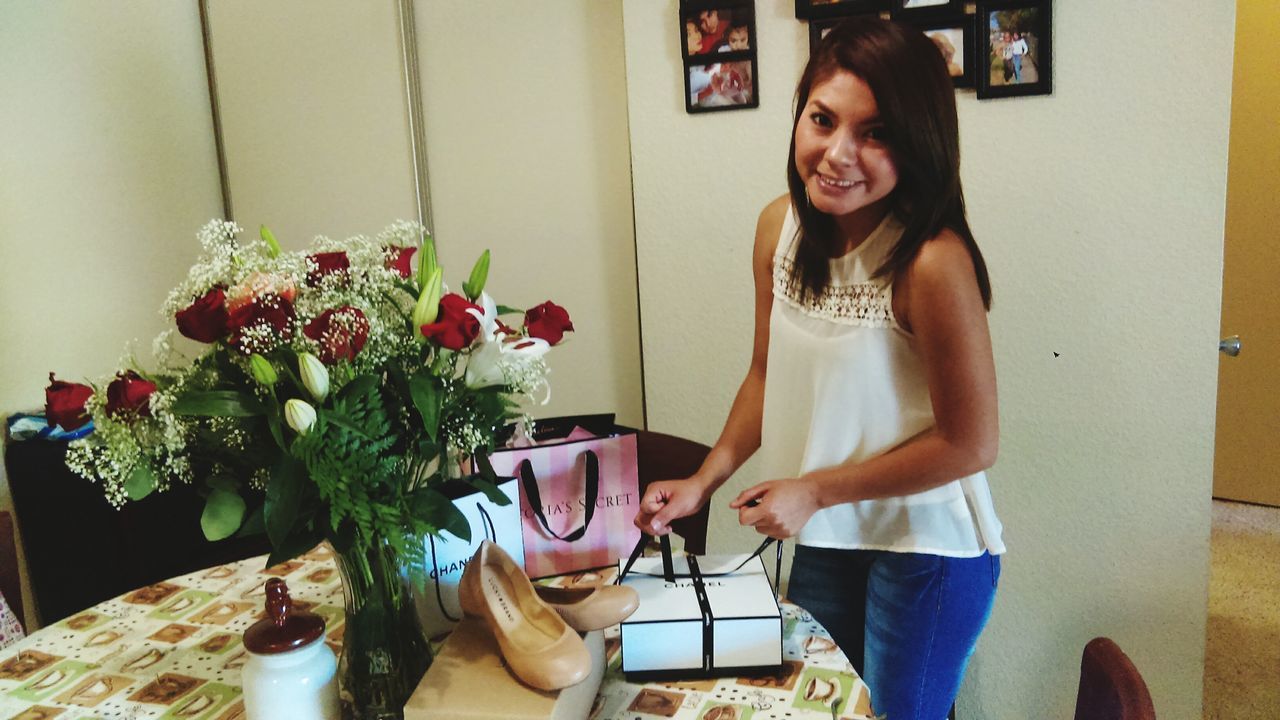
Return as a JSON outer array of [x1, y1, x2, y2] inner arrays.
[[485, 420, 640, 579]]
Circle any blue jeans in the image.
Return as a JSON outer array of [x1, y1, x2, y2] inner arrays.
[[787, 546, 1000, 720], [1012, 54, 1023, 82]]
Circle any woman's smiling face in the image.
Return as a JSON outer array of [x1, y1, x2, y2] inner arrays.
[[793, 70, 899, 228]]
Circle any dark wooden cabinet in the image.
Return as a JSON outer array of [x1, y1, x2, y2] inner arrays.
[[4, 439, 270, 624]]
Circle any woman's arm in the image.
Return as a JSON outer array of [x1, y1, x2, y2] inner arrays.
[[734, 229, 998, 537], [636, 194, 789, 534]]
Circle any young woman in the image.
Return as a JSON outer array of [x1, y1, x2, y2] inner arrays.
[[635, 17, 1005, 719]]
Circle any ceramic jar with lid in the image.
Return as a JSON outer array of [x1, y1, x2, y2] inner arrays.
[[242, 577, 340, 720]]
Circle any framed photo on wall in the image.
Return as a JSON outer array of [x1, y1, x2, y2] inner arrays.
[[915, 17, 976, 88], [977, 0, 1052, 98], [682, 1, 755, 57], [685, 60, 759, 113], [795, 0, 885, 21], [681, 0, 759, 113], [889, 0, 966, 20]]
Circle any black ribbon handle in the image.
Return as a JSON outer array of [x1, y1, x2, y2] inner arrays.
[[616, 533, 784, 600], [519, 450, 601, 543]]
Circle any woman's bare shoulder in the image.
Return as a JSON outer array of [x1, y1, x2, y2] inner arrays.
[[895, 229, 978, 332], [754, 193, 791, 259], [758, 193, 790, 234], [907, 228, 976, 283]]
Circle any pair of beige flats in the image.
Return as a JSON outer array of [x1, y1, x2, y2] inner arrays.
[[457, 540, 639, 691]]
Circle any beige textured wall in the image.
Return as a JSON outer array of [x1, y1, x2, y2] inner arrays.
[[415, 0, 644, 427], [204, 0, 421, 245], [0, 1, 224, 626], [622, 1, 1232, 718]]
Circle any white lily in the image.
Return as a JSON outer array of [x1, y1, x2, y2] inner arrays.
[[284, 399, 317, 436], [464, 335, 551, 387], [298, 352, 329, 401], [465, 292, 501, 343], [462, 292, 552, 401]]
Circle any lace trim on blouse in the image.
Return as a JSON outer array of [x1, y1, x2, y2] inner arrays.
[[772, 254, 895, 328]]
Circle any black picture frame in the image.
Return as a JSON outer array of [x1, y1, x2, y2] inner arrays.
[[681, 1, 756, 59], [977, 0, 1052, 99], [913, 16, 976, 88], [684, 58, 760, 114], [795, 0, 885, 21], [681, 0, 760, 114], [889, 0, 967, 20]]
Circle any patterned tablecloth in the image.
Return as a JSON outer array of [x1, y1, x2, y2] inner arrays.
[[0, 595, 23, 652], [0, 546, 873, 720]]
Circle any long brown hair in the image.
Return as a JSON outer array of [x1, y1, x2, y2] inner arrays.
[[786, 17, 992, 309]]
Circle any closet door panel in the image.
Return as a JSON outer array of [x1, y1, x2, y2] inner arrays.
[[206, 0, 418, 245]]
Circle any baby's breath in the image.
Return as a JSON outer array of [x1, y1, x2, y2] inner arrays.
[[249, 468, 270, 491], [236, 316, 294, 355], [163, 220, 243, 316], [376, 220, 430, 249]]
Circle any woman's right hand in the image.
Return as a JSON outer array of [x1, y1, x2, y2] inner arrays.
[[634, 477, 713, 536]]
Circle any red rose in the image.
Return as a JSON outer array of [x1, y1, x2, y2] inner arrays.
[[420, 294, 482, 351], [304, 306, 371, 363], [307, 251, 350, 285], [524, 301, 574, 346], [175, 287, 229, 343], [105, 371, 157, 419], [45, 373, 94, 430], [227, 292, 296, 354], [385, 246, 416, 278]]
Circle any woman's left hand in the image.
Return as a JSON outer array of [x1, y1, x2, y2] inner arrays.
[[730, 478, 821, 539]]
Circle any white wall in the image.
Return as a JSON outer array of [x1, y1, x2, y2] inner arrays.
[[205, 0, 421, 245], [415, 0, 644, 428], [0, 1, 224, 626], [622, 1, 1232, 718]]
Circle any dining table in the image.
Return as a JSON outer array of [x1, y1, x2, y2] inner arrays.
[[0, 544, 875, 720]]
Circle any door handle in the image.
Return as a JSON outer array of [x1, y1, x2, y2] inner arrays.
[[1219, 335, 1241, 357]]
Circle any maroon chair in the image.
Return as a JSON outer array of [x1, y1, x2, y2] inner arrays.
[[1073, 637, 1156, 720], [0, 511, 24, 630], [634, 430, 711, 555]]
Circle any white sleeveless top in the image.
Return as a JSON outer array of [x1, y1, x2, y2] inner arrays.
[[760, 208, 1006, 557]]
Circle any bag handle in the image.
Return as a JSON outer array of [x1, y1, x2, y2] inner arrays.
[[477, 503, 497, 542], [518, 450, 600, 542], [428, 533, 462, 622], [616, 533, 784, 599]]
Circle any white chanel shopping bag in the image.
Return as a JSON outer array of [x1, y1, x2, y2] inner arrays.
[[414, 477, 524, 638]]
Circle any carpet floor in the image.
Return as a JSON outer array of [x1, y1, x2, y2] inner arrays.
[[1203, 499, 1280, 719]]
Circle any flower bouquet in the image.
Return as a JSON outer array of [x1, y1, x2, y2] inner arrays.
[[48, 219, 573, 718]]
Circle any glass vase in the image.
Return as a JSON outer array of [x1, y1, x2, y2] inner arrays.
[[332, 536, 433, 720]]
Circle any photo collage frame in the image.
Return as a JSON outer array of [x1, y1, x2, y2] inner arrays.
[[681, 0, 760, 114]]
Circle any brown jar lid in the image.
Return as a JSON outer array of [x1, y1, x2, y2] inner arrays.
[[243, 578, 325, 654]]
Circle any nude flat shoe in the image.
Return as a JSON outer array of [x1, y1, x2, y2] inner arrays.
[[458, 541, 591, 691], [533, 584, 639, 632]]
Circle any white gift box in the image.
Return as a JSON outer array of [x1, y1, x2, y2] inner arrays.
[[618, 545, 783, 680]]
